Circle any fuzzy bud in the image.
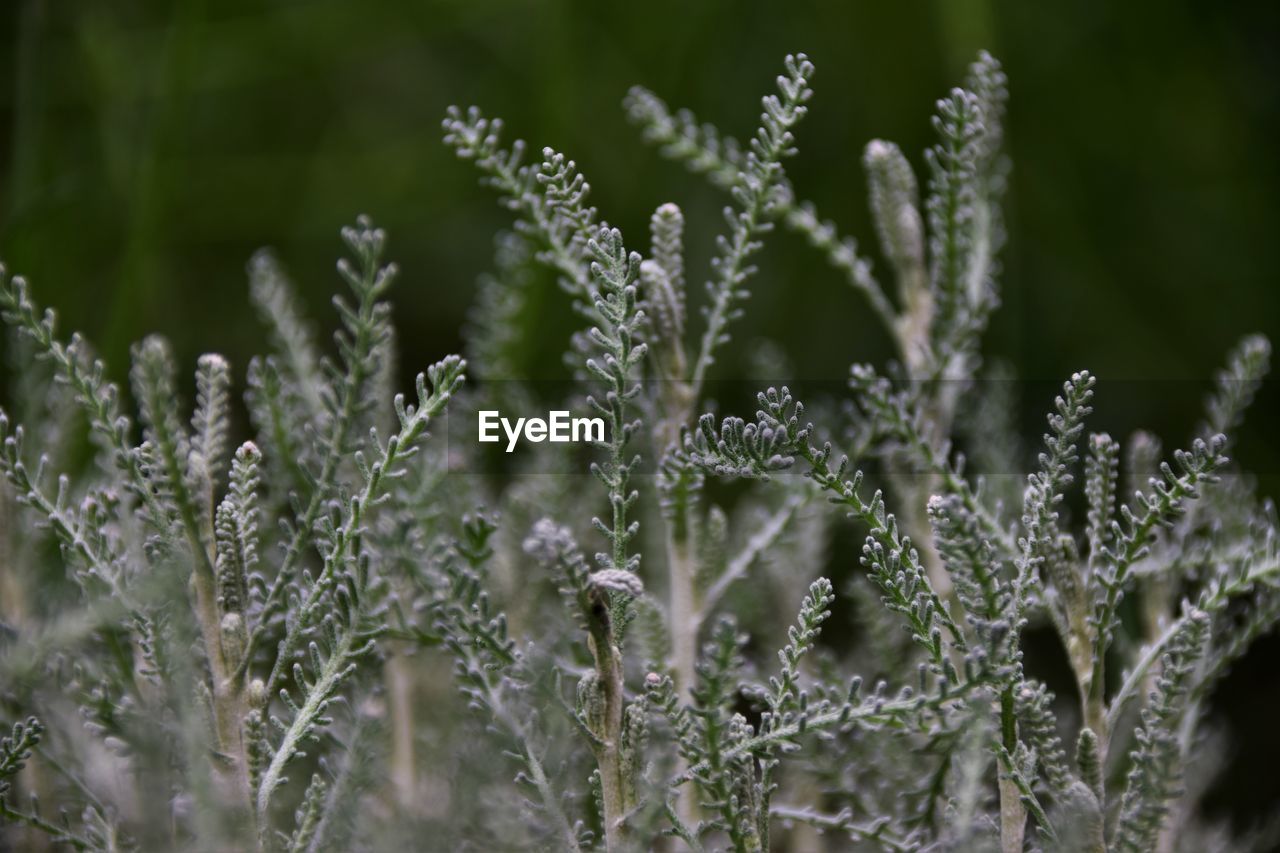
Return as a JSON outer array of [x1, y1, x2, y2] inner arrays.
[[619, 702, 649, 802], [1076, 727, 1104, 798], [589, 568, 644, 597], [864, 139, 925, 285]]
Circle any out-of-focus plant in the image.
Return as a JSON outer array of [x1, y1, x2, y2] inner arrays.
[[0, 219, 466, 850]]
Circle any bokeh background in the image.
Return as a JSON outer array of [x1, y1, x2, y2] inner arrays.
[[2, 0, 1279, 834]]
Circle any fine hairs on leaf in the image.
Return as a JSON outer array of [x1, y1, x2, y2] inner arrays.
[[0, 46, 1276, 853]]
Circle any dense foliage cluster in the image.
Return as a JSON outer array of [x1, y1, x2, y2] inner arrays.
[[1, 51, 1276, 852]]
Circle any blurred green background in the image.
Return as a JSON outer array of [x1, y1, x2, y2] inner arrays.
[[2, 0, 1279, 831]]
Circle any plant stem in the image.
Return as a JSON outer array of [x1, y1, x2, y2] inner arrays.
[[385, 648, 416, 811], [586, 591, 630, 850], [998, 687, 1026, 853], [192, 567, 255, 830], [666, 525, 700, 832]]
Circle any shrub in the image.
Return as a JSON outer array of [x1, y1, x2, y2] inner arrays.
[[1, 51, 1276, 852]]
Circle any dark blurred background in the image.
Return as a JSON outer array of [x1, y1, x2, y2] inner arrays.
[[2, 0, 1279, 833]]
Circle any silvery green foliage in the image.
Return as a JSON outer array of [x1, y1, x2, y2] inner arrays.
[[0, 218, 466, 850], [1, 51, 1277, 853]]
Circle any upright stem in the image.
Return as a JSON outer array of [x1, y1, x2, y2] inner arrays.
[[997, 688, 1026, 853], [666, 528, 698, 704], [1051, 557, 1109, 797], [655, 376, 700, 833], [891, 279, 950, 600], [1083, 662, 1108, 774], [385, 648, 417, 811], [657, 381, 699, 703], [190, 568, 254, 836], [894, 470, 951, 598], [587, 592, 630, 850], [666, 527, 700, 833], [998, 774, 1026, 853]]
